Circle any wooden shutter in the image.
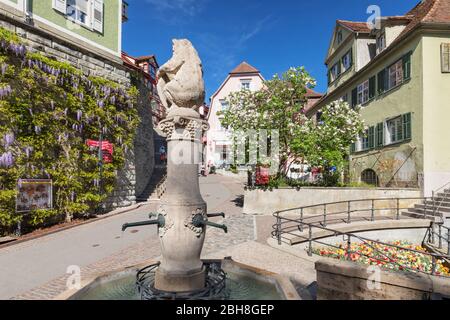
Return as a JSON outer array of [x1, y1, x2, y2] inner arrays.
[[53, 0, 67, 14], [442, 43, 450, 73], [368, 126, 375, 149], [93, 0, 104, 33], [351, 88, 358, 108], [327, 69, 331, 85], [369, 76, 376, 99], [403, 113, 412, 140], [349, 48, 353, 67], [403, 51, 412, 80], [337, 62, 341, 76], [377, 69, 386, 94], [351, 142, 356, 154], [376, 122, 384, 147]]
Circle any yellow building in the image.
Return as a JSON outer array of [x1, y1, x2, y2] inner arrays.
[[309, 0, 450, 196]]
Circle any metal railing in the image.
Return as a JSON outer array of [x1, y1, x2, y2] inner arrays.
[[272, 197, 450, 278], [432, 181, 450, 217], [426, 223, 450, 256], [273, 197, 432, 241], [287, 219, 450, 278]]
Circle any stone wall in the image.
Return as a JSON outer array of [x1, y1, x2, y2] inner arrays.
[[315, 259, 450, 300], [0, 14, 155, 210], [244, 187, 422, 215], [133, 80, 155, 199]]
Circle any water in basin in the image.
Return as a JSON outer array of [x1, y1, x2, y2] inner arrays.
[[73, 270, 283, 300]]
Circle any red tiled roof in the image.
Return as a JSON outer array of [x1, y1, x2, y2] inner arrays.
[[305, 88, 322, 98], [310, 0, 450, 116], [391, 0, 450, 49], [135, 55, 156, 62], [230, 61, 260, 75], [337, 20, 371, 33]]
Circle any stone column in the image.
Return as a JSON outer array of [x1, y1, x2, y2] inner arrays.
[[154, 110, 209, 292]]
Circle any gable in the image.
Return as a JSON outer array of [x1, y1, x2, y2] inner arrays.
[[326, 25, 353, 63]]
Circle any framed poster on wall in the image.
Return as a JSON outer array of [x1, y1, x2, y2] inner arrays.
[[16, 179, 53, 213]]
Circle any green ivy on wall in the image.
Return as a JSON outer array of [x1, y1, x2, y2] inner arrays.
[[0, 27, 139, 234]]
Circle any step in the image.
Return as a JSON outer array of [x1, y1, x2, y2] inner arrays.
[[424, 200, 450, 208], [279, 218, 432, 246], [401, 211, 442, 222], [414, 204, 450, 213], [406, 208, 444, 217]]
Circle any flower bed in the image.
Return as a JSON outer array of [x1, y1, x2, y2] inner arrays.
[[313, 240, 450, 277]]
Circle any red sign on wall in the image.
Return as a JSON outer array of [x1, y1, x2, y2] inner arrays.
[[255, 167, 270, 186], [86, 140, 114, 164]]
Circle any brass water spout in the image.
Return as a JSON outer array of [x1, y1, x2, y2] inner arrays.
[[122, 214, 165, 232], [192, 213, 228, 233]]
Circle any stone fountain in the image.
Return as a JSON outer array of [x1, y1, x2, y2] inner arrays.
[[62, 40, 298, 301], [121, 39, 229, 298]]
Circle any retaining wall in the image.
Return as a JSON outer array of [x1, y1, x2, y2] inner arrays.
[[244, 187, 422, 215], [315, 259, 450, 300]]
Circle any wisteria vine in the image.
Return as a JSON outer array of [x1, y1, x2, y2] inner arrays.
[[0, 27, 139, 232]]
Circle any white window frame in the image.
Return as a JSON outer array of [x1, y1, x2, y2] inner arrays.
[[385, 116, 403, 145], [388, 60, 403, 90], [66, 0, 90, 27], [240, 79, 251, 90], [342, 51, 351, 71], [220, 100, 229, 111], [377, 32, 386, 54], [330, 63, 340, 82], [53, 0, 104, 34], [360, 129, 370, 151], [357, 80, 370, 105]]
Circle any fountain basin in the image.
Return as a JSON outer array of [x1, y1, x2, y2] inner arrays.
[[58, 258, 299, 300]]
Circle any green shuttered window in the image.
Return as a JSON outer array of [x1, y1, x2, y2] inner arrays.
[[376, 123, 384, 147], [402, 113, 412, 140], [368, 126, 375, 149]]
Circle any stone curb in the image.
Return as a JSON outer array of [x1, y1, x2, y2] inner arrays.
[[0, 202, 152, 250]]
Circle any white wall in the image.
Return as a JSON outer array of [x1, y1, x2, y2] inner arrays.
[[206, 74, 264, 166]]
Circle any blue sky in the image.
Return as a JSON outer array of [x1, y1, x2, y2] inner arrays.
[[123, 0, 419, 100]]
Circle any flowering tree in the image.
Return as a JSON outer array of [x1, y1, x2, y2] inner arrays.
[[219, 67, 316, 175], [293, 100, 364, 185], [218, 66, 364, 184]]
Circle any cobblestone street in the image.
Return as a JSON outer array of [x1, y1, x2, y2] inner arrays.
[[1, 173, 253, 300]]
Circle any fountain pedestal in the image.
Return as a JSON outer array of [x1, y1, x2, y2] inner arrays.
[[154, 111, 209, 292]]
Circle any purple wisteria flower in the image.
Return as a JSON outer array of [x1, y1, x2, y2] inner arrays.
[[0, 151, 14, 168], [3, 132, 15, 147], [76, 110, 83, 121], [0, 85, 12, 99], [34, 126, 41, 134], [1, 63, 8, 75]]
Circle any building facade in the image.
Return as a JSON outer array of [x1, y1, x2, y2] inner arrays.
[[0, 0, 156, 209], [205, 62, 265, 168], [309, 0, 450, 196]]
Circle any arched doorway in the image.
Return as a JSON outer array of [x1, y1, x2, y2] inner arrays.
[[361, 169, 379, 186]]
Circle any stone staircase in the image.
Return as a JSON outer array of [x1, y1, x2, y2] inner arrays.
[[136, 167, 167, 202], [402, 189, 450, 223]]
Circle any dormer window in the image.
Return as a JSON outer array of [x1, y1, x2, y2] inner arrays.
[[342, 50, 353, 72], [376, 32, 386, 54], [329, 62, 341, 83], [336, 31, 343, 45], [241, 80, 251, 90]]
